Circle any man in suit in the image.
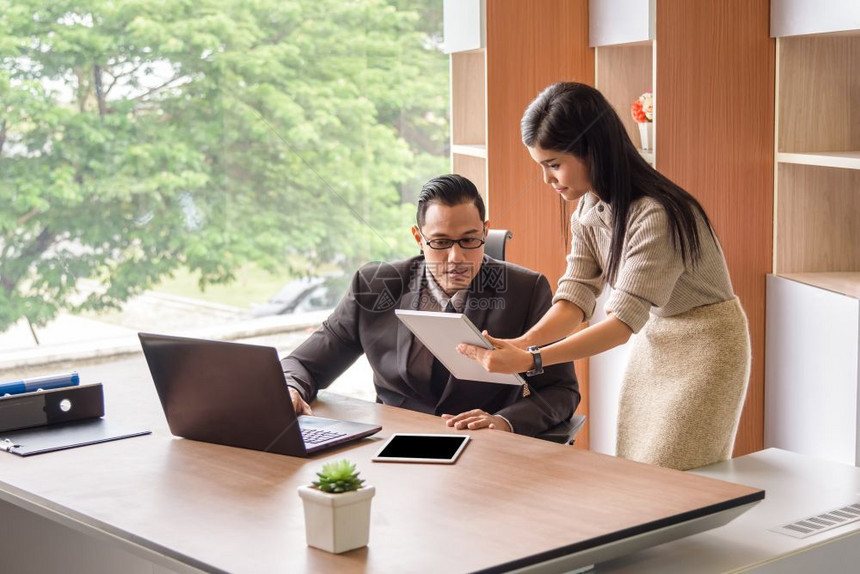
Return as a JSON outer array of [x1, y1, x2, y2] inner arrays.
[[282, 174, 579, 436]]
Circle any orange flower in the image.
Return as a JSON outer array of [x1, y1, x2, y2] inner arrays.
[[631, 100, 647, 123], [630, 92, 654, 123]]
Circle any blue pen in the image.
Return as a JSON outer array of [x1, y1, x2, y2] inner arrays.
[[0, 372, 80, 396]]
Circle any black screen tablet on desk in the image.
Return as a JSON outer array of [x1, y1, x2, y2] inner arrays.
[[372, 433, 470, 464]]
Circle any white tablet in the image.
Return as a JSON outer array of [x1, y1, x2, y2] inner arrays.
[[394, 309, 526, 386], [372, 433, 470, 464]]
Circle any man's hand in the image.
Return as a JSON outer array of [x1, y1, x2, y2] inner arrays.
[[288, 387, 314, 416], [457, 332, 534, 374], [441, 409, 512, 432]]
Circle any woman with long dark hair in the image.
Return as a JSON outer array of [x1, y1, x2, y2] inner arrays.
[[457, 82, 750, 470]]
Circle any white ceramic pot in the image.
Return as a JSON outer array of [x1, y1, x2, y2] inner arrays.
[[297, 485, 375, 554]]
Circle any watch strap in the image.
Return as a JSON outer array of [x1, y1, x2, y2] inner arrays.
[[525, 345, 544, 377]]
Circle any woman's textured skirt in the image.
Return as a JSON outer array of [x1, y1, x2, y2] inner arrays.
[[615, 297, 751, 471]]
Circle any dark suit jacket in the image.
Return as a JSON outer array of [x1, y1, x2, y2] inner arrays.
[[281, 256, 579, 436]]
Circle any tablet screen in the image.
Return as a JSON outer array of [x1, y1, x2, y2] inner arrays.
[[372, 434, 470, 464]]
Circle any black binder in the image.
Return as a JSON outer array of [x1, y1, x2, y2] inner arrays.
[[0, 383, 150, 456]]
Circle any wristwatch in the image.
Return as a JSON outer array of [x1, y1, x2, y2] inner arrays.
[[526, 345, 544, 377]]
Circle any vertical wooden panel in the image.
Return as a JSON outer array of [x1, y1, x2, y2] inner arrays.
[[657, 0, 774, 456], [484, 0, 537, 267], [451, 51, 487, 146], [486, 0, 593, 287], [485, 0, 594, 446], [530, 0, 595, 288], [453, 154, 488, 205]]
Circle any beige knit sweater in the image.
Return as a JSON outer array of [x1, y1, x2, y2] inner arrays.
[[553, 192, 735, 333]]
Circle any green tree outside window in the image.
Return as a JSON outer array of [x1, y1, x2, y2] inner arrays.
[[0, 0, 448, 333]]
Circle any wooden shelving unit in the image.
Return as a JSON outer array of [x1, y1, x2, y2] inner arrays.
[[443, 1, 781, 457], [589, 0, 775, 458], [766, 13, 860, 466], [773, 33, 860, 296]]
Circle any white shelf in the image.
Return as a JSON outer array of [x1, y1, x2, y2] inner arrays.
[[778, 272, 860, 299], [451, 144, 487, 159], [777, 151, 860, 170]]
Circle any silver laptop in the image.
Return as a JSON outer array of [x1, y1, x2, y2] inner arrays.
[[138, 333, 381, 456]]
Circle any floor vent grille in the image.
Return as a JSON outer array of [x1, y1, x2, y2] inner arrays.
[[771, 502, 860, 539]]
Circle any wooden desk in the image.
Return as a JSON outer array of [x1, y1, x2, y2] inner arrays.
[[0, 357, 763, 573]]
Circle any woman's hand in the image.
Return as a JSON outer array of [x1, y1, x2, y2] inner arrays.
[[457, 332, 535, 375]]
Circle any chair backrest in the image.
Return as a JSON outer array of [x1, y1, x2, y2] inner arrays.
[[485, 229, 513, 261]]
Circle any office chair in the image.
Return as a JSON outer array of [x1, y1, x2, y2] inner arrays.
[[485, 229, 513, 261], [482, 229, 586, 446], [535, 414, 587, 445]]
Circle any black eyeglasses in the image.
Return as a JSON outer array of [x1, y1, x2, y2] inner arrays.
[[419, 230, 485, 250]]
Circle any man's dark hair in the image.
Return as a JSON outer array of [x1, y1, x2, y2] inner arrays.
[[416, 174, 486, 227]]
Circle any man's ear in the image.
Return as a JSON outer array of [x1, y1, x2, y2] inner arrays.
[[411, 225, 423, 252], [483, 220, 490, 235]]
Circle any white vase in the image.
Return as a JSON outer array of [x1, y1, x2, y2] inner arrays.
[[638, 121, 653, 151], [298, 484, 375, 554]]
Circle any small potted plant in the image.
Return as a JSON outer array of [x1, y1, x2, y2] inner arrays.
[[631, 91, 654, 151], [297, 459, 375, 554]]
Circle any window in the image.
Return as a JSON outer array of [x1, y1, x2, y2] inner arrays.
[[0, 0, 448, 364]]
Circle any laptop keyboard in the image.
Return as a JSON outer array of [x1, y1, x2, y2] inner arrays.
[[301, 427, 348, 445]]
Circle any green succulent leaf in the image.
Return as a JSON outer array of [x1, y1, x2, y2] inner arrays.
[[312, 459, 366, 493]]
